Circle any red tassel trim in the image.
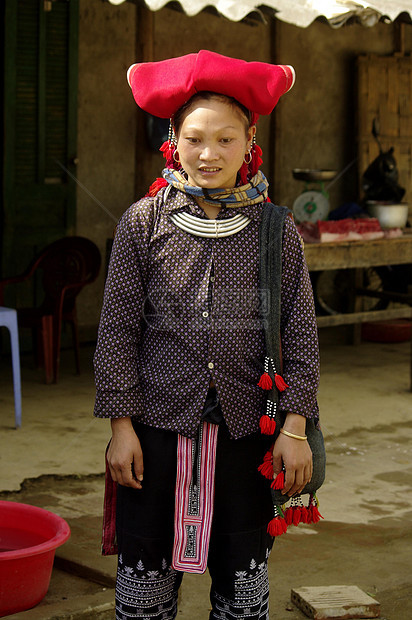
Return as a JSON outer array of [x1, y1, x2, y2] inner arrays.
[[285, 507, 294, 526], [300, 505, 309, 524], [259, 415, 276, 435], [284, 504, 310, 527], [257, 450, 274, 479], [147, 177, 168, 197], [274, 373, 289, 392], [257, 372, 272, 390], [267, 515, 288, 537], [308, 505, 324, 524], [262, 449, 273, 462], [271, 470, 285, 490], [258, 461, 273, 479], [292, 506, 302, 526], [282, 498, 323, 530]]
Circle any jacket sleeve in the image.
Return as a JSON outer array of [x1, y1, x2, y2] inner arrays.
[[278, 216, 320, 420], [93, 197, 155, 418]]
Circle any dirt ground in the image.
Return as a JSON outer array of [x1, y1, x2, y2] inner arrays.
[[1, 332, 411, 619]]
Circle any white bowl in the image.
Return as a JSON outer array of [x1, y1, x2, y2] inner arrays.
[[366, 202, 409, 229]]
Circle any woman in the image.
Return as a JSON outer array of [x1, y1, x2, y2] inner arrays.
[[94, 50, 320, 620]]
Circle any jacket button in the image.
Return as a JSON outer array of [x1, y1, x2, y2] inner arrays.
[[208, 362, 214, 370]]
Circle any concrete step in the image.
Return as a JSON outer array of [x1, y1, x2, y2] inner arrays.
[[52, 511, 117, 587], [9, 589, 114, 620]]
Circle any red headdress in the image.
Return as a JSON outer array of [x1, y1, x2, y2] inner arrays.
[[127, 51, 295, 188]]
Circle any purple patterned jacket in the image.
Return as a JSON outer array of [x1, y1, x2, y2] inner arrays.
[[93, 187, 319, 440]]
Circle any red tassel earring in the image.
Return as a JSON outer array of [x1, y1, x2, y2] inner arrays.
[[249, 139, 263, 178], [147, 121, 179, 196], [239, 135, 263, 185], [159, 141, 174, 167], [239, 151, 251, 185], [160, 122, 181, 170]]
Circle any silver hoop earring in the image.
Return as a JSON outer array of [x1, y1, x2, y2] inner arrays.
[[173, 150, 181, 163], [244, 150, 252, 165]]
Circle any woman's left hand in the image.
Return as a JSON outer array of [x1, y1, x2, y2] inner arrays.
[[272, 413, 313, 497]]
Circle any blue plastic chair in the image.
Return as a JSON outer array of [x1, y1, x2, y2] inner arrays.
[[0, 307, 22, 428]]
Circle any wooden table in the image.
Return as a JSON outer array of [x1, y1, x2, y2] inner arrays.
[[304, 235, 412, 389], [305, 235, 412, 273]]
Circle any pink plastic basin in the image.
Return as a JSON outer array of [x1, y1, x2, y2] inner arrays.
[[0, 500, 70, 617]]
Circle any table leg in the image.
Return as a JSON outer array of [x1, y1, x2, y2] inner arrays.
[[352, 268, 363, 345]]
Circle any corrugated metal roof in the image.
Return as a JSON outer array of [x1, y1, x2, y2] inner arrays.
[[108, 0, 411, 28]]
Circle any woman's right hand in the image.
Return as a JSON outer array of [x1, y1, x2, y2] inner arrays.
[[107, 417, 144, 489]]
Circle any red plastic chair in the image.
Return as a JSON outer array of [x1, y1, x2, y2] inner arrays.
[[0, 237, 101, 383]]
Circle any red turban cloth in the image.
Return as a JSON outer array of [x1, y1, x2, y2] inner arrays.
[[127, 50, 295, 119]]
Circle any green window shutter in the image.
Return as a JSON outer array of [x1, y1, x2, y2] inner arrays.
[[45, 1, 70, 183], [15, 0, 39, 184], [3, 0, 78, 278], [14, 0, 71, 185]]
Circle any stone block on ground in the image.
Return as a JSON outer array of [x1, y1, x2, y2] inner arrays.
[[291, 585, 380, 619]]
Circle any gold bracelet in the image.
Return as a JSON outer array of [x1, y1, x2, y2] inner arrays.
[[280, 428, 307, 441]]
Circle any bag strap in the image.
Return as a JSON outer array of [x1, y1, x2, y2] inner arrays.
[[259, 203, 290, 363], [258, 203, 291, 432]]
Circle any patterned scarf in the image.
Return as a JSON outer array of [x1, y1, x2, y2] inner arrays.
[[162, 168, 269, 208]]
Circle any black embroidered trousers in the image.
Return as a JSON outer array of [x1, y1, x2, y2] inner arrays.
[[115, 420, 274, 620]]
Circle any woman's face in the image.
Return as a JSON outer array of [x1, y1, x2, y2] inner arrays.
[[176, 97, 255, 189]]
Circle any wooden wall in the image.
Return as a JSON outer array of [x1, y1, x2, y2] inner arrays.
[[273, 19, 412, 212], [75, 2, 412, 335]]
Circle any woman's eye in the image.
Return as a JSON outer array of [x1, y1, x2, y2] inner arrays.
[[220, 138, 232, 144], [186, 137, 199, 144]]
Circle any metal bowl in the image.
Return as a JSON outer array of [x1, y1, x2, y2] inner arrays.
[[292, 169, 337, 182], [366, 202, 409, 229]]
